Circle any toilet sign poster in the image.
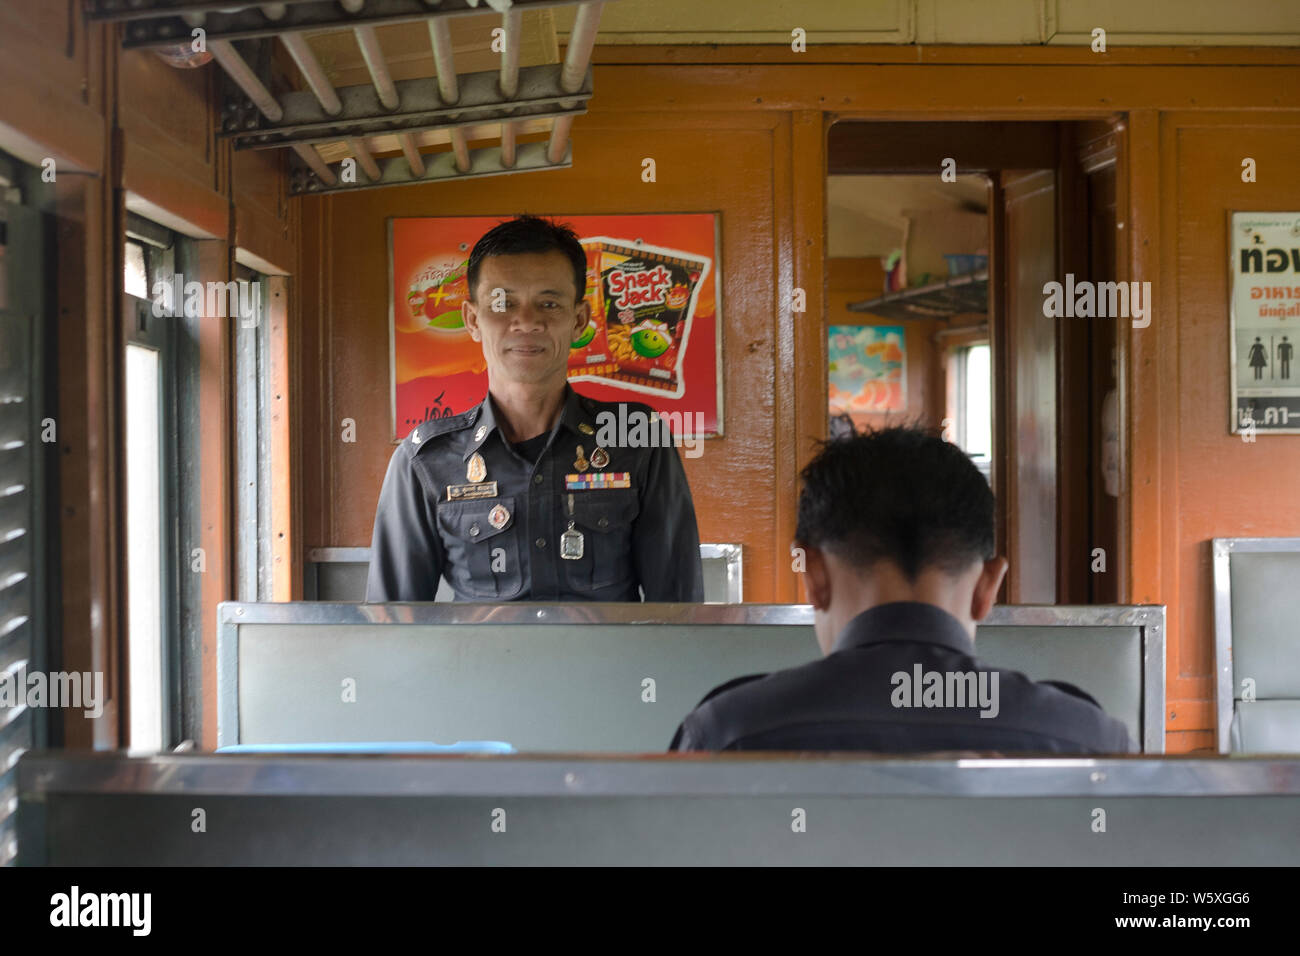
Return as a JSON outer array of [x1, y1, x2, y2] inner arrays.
[[389, 214, 721, 441], [1231, 212, 1300, 435]]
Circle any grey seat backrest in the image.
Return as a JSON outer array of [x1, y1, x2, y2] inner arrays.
[[1215, 540, 1300, 753], [229, 619, 817, 752], [976, 625, 1142, 741], [19, 753, 1296, 866], [310, 558, 384, 601], [1232, 701, 1300, 754], [306, 548, 452, 602], [306, 544, 743, 603], [219, 604, 1163, 752]]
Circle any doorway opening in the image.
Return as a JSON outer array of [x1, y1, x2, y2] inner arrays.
[[825, 120, 1124, 605]]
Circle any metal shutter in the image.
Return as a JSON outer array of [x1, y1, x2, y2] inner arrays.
[[0, 191, 47, 866]]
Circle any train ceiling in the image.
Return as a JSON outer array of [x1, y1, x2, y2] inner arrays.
[[85, 0, 613, 196]]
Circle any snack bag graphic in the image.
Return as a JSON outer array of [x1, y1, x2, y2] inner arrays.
[[395, 258, 486, 382], [568, 239, 710, 398], [567, 241, 617, 378]]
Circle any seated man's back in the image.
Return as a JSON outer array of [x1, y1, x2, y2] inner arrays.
[[672, 602, 1134, 753], [671, 426, 1134, 755]]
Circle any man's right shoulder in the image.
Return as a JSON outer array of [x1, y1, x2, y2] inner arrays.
[[1028, 677, 1136, 752], [693, 673, 770, 709], [672, 673, 769, 751], [397, 408, 478, 461]]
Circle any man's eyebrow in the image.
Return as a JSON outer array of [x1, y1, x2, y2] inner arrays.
[[484, 284, 570, 297]]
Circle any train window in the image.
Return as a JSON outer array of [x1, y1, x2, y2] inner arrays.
[[123, 342, 163, 748], [122, 218, 181, 751], [953, 342, 992, 480], [123, 240, 148, 299]]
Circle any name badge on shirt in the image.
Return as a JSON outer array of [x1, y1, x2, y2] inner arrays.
[[446, 480, 499, 501], [565, 472, 631, 490]]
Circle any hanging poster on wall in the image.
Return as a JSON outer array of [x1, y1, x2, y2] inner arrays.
[[1230, 212, 1300, 435], [827, 324, 907, 420], [388, 213, 722, 440]]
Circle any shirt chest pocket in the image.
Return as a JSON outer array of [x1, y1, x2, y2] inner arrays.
[[436, 497, 523, 599], [565, 489, 639, 592]]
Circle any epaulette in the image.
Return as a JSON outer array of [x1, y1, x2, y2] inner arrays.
[[1039, 679, 1103, 709], [693, 673, 769, 709], [404, 407, 478, 455]]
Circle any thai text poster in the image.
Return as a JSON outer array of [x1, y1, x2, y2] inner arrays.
[[1231, 212, 1300, 434]]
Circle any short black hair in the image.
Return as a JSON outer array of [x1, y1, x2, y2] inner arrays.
[[466, 215, 587, 304], [795, 425, 995, 581]]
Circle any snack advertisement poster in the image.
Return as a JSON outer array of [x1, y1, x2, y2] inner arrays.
[[389, 214, 721, 440]]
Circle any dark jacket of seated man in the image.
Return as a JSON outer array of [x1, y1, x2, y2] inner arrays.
[[671, 601, 1135, 753], [670, 426, 1136, 755]]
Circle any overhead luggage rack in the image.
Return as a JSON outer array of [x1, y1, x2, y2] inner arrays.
[[86, 0, 612, 195], [847, 268, 989, 321]]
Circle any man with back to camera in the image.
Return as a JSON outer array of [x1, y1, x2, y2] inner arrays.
[[366, 215, 704, 603], [671, 425, 1134, 753]]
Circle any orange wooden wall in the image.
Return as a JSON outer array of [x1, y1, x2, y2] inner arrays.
[[1130, 116, 1300, 752]]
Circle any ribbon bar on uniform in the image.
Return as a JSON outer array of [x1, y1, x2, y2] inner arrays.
[[565, 471, 632, 490]]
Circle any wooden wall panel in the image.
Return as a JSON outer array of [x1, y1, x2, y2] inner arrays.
[[1164, 119, 1300, 751], [563, 2, 1300, 47], [1054, 123, 1093, 605], [782, 111, 829, 603], [118, 50, 227, 238], [267, 276, 298, 601], [0, 2, 103, 174], [1086, 163, 1120, 605], [1001, 169, 1059, 603], [594, 62, 1300, 117], [195, 238, 233, 750], [234, 148, 294, 274], [828, 122, 1058, 175], [118, 51, 214, 175], [53, 177, 101, 749], [298, 197, 331, 560]]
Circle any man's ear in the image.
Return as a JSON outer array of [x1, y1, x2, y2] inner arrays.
[[969, 556, 1009, 622], [802, 545, 832, 611], [572, 298, 590, 340], [462, 296, 481, 342]]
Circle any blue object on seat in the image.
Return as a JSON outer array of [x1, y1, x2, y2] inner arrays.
[[216, 741, 514, 754]]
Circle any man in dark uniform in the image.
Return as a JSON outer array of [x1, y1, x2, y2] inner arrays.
[[366, 216, 704, 603], [672, 426, 1134, 753]]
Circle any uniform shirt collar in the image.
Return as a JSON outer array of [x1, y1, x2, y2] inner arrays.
[[463, 384, 595, 460], [831, 601, 976, 656], [557, 384, 599, 439]]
